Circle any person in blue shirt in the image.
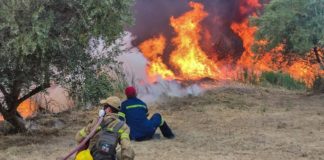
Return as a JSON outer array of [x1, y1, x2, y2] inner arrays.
[[118, 86, 175, 141]]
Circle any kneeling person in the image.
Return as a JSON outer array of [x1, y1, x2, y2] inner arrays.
[[75, 96, 134, 160]]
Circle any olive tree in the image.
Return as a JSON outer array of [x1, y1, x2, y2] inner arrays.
[[0, 0, 133, 132]]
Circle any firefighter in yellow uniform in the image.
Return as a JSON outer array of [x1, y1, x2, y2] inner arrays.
[[75, 96, 135, 160]]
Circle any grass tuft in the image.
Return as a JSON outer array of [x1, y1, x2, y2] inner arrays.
[[260, 71, 306, 90]]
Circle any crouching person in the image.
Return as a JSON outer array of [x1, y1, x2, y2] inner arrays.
[[75, 96, 135, 160]]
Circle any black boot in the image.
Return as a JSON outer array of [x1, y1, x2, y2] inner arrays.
[[160, 122, 175, 139]]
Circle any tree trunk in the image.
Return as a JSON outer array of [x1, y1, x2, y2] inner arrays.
[[314, 47, 324, 69], [0, 82, 50, 133], [1, 110, 27, 132], [313, 47, 324, 93], [6, 116, 26, 132]]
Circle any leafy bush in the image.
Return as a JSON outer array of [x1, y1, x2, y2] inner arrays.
[[79, 67, 128, 107], [83, 74, 113, 106], [260, 71, 306, 90]]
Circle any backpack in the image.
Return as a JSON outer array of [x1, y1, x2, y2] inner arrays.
[[91, 119, 124, 160]]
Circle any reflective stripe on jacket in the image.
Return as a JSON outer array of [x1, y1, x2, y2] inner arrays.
[[75, 113, 134, 160]]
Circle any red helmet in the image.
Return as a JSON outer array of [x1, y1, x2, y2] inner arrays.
[[125, 86, 137, 98]]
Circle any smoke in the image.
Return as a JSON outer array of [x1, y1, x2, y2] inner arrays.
[[118, 32, 205, 102], [129, 0, 262, 62], [118, 1, 265, 101], [34, 85, 74, 113]]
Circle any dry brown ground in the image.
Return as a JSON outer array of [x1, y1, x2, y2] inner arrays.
[[0, 84, 323, 160]]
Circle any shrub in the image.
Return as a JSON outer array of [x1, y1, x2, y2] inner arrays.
[[260, 71, 306, 90]]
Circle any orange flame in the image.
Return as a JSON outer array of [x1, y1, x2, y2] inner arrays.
[[139, 34, 175, 82], [138, 1, 323, 87], [169, 2, 220, 80], [0, 99, 37, 121], [239, 0, 262, 15], [285, 60, 317, 87], [231, 18, 258, 70], [231, 18, 321, 87], [139, 2, 220, 81]]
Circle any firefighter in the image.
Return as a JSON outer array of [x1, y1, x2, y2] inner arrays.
[[75, 96, 135, 160], [118, 86, 175, 141]]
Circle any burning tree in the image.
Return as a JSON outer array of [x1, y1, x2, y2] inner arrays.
[[252, 0, 324, 69], [0, 0, 133, 132]]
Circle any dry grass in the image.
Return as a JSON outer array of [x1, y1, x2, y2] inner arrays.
[[0, 84, 323, 160]]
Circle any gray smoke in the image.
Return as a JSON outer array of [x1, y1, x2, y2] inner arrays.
[[117, 32, 205, 102]]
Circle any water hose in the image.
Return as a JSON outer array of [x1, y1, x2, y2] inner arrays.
[[62, 116, 104, 160]]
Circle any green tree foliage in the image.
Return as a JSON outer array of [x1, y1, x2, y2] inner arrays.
[[83, 74, 113, 107], [0, 0, 133, 132], [252, 0, 324, 67]]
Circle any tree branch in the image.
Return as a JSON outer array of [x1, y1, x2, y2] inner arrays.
[[0, 84, 9, 98], [0, 102, 7, 116], [18, 83, 50, 104], [314, 47, 324, 69]]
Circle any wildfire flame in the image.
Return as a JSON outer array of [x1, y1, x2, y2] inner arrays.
[[0, 99, 37, 121], [139, 1, 323, 87], [231, 18, 259, 70], [139, 35, 175, 82], [239, 0, 262, 15], [169, 2, 220, 80]]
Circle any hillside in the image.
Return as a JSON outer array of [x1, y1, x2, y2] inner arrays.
[[0, 84, 323, 160]]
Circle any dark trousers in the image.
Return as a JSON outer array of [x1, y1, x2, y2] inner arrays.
[[134, 113, 174, 141]]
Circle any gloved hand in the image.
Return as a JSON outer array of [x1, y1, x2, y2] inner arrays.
[[98, 109, 105, 117]]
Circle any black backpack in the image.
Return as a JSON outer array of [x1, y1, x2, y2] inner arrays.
[[91, 119, 124, 160]]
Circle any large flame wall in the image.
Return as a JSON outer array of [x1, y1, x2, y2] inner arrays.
[[134, 0, 323, 87]]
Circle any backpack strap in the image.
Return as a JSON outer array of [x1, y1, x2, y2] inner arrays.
[[113, 121, 125, 133], [100, 118, 124, 134], [100, 118, 114, 130]]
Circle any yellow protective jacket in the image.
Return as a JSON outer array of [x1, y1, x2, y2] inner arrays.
[[75, 113, 135, 160]]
